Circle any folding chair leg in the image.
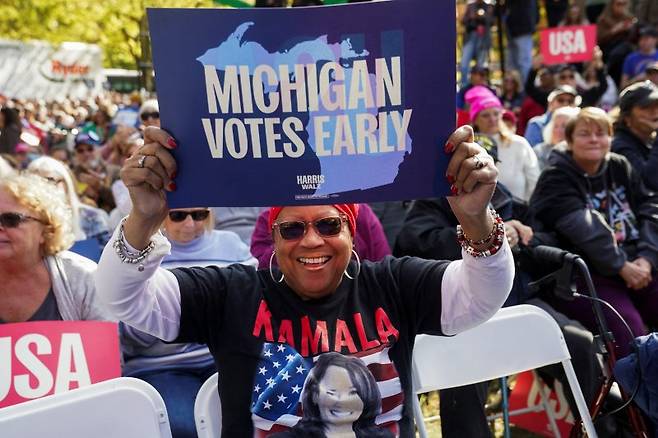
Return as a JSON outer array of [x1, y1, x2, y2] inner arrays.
[[501, 376, 511, 438], [413, 394, 429, 438], [532, 371, 561, 438], [561, 360, 598, 438]]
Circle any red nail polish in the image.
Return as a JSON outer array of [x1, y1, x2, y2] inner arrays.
[[446, 174, 455, 184], [167, 138, 177, 148], [450, 184, 458, 195], [168, 181, 177, 191], [170, 171, 177, 180], [444, 142, 454, 154]]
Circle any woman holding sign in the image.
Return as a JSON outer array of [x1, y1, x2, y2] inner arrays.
[[95, 126, 514, 437]]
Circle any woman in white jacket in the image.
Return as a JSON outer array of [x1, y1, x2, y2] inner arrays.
[[0, 174, 111, 323]]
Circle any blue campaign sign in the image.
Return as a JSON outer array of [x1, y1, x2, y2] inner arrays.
[[148, 0, 455, 207]]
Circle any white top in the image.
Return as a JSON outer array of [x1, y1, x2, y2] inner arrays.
[[494, 133, 540, 202], [94, 224, 515, 340]]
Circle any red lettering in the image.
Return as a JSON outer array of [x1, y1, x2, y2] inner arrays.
[[252, 300, 274, 341], [300, 317, 329, 357], [50, 60, 90, 78], [51, 60, 62, 74], [353, 313, 380, 350], [334, 319, 358, 353], [277, 320, 295, 348], [375, 307, 399, 343]]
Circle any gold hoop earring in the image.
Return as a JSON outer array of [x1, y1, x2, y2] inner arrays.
[[269, 250, 285, 283], [344, 249, 361, 280]]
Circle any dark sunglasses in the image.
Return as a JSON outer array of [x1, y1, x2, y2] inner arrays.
[[0, 212, 42, 228], [141, 111, 160, 121], [273, 216, 346, 241], [168, 210, 210, 222]]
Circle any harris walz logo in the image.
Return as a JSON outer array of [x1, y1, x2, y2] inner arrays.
[[297, 174, 325, 190]]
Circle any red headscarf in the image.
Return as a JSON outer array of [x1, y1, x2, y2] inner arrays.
[[268, 204, 360, 236]]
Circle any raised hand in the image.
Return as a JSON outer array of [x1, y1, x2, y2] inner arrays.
[[444, 125, 498, 242], [120, 126, 178, 249]]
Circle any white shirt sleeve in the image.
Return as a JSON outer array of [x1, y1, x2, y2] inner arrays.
[[440, 239, 515, 335], [94, 223, 182, 342]]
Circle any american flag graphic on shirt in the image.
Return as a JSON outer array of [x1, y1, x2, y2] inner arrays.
[[251, 342, 403, 436]]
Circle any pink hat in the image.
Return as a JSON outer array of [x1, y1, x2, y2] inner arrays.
[[14, 143, 30, 154], [464, 86, 503, 122]]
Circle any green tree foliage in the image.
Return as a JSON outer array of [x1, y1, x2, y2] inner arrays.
[[0, 0, 215, 68]]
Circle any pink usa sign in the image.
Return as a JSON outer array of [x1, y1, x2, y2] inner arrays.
[[0, 321, 121, 408], [540, 25, 597, 65]]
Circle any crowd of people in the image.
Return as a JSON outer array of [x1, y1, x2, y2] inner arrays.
[[1, 0, 658, 437]]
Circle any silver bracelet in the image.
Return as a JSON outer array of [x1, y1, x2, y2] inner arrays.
[[113, 218, 155, 270]]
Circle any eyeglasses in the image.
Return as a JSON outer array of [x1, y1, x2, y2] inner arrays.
[[0, 212, 42, 228], [273, 216, 346, 241], [141, 111, 160, 121], [167, 210, 210, 222]]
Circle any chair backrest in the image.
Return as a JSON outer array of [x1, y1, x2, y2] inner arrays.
[[0, 377, 171, 438], [412, 304, 570, 394], [194, 373, 221, 438]]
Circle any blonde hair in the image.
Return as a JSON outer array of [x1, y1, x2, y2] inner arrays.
[[565, 107, 612, 145], [26, 156, 84, 239], [1, 174, 75, 256], [473, 108, 515, 146], [543, 106, 581, 145]]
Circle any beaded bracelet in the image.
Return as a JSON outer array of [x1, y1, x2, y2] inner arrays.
[[112, 218, 155, 271], [456, 209, 505, 258]]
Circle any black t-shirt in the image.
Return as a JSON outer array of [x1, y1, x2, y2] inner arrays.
[[172, 255, 448, 438]]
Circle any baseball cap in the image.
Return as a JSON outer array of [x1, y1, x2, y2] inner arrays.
[[74, 132, 101, 148], [619, 80, 658, 112], [547, 85, 582, 106], [638, 26, 658, 38]]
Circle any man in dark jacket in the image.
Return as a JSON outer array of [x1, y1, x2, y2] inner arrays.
[[611, 80, 658, 191], [526, 60, 609, 110]]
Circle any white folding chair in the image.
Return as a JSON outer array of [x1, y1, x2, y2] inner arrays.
[[0, 377, 171, 438], [194, 372, 222, 438], [412, 304, 597, 438]]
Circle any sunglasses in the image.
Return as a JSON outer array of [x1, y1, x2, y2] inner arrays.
[[0, 212, 42, 228], [168, 210, 210, 222], [141, 111, 160, 121], [273, 216, 346, 241]]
